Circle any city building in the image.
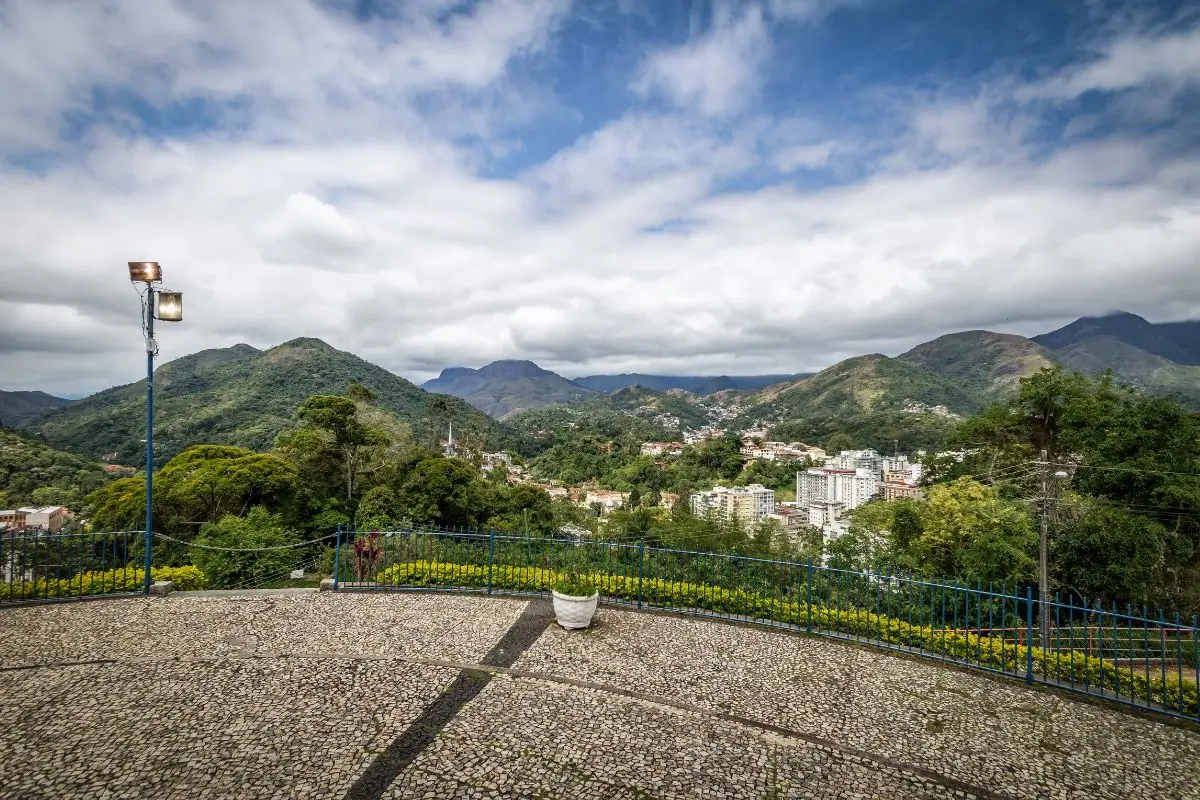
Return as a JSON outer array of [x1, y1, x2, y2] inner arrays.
[[827, 449, 884, 475], [795, 468, 878, 511], [583, 490, 629, 516], [806, 500, 846, 528], [481, 452, 513, 471], [25, 506, 68, 531], [640, 442, 685, 457], [764, 505, 807, 534], [683, 427, 724, 445], [740, 441, 817, 462], [0, 506, 68, 533], [690, 484, 776, 525], [879, 481, 923, 501], [0, 509, 26, 531]]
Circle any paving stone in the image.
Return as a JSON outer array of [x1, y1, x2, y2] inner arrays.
[[0, 658, 457, 800], [3, 594, 1197, 800], [388, 676, 974, 800], [514, 608, 1200, 800], [0, 592, 529, 667]]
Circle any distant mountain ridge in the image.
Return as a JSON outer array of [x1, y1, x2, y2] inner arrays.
[[23, 338, 497, 465], [420, 359, 597, 419], [897, 330, 1056, 402], [0, 390, 75, 428], [12, 310, 1200, 464], [420, 312, 1200, 423], [1031, 312, 1200, 407], [573, 373, 802, 394], [1033, 312, 1200, 365]]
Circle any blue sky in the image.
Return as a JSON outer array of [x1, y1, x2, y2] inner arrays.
[[1, 0, 1198, 394]]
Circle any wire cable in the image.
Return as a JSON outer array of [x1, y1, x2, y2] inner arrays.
[[152, 531, 337, 552]]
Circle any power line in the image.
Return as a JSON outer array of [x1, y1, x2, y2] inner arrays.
[[152, 531, 337, 552], [1070, 464, 1200, 479]]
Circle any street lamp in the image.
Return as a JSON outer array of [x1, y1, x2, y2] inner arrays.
[[1037, 456, 1071, 650], [129, 262, 183, 593]]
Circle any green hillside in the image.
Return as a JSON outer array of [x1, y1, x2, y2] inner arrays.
[[0, 428, 115, 509], [421, 360, 597, 418], [1052, 336, 1200, 408], [24, 338, 503, 466], [0, 390, 75, 428], [732, 354, 978, 452], [898, 331, 1055, 401], [750, 354, 981, 415], [593, 386, 712, 430]]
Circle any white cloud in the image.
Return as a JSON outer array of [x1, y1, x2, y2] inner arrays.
[[1022, 25, 1200, 101], [767, 0, 865, 22], [1, 3, 1200, 396], [630, 3, 770, 117]]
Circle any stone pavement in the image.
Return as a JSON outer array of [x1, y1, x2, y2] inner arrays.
[[1, 592, 1198, 800]]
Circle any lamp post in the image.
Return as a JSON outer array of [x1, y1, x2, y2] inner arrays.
[[1037, 449, 1069, 650], [128, 262, 183, 593]]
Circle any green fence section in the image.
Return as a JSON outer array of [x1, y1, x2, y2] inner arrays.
[[335, 525, 1200, 722], [1, 529, 153, 603]]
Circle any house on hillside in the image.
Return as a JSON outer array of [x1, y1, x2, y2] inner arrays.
[[583, 489, 629, 515]]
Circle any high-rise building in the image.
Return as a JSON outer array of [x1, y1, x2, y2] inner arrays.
[[795, 467, 878, 511], [690, 484, 776, 524], [828, 449, 884, 475]]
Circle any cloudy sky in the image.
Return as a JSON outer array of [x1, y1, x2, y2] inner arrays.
[[1, 0, 1198, 396]]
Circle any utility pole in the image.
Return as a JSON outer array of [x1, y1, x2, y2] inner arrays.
[[1038, 449, 1050, 651]]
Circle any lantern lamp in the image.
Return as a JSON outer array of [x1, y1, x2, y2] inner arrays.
[[155, 291, 183, 322], [128, 261, 162, 282]]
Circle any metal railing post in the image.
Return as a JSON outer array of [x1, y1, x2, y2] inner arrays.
[[1025, 586, 1034, 685], [487, 527, 495, 595], [805, 560, 813, 633], [333, 524, 342, 591], [142, 529, 153, 594], [637, 538, 645, 610]]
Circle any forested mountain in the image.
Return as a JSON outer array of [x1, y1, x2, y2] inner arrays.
[[421, 360, 596, 418], [23, 338, 502, 466], [573, 373, 802, 394], [728, 354, 977, 452], [1029, 313, 1200, 407], [1033, 311, 1200, 365], [0, 390, 75, 427], [897, 331, 1056, 401], [0, 427, 115, 509]]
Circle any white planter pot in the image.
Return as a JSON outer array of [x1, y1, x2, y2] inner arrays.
[[552, 590, 599, 629]]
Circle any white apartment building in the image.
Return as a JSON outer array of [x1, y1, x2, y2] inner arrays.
[[806, 500, 846, 527], [827, 449, 884, 475], [690, 484, 776, 525], [795, 468, 878, 511]]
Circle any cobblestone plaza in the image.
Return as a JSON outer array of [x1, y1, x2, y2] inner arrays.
[[1, 592, 1197, 799]]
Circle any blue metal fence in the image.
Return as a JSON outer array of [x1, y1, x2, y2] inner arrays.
[[334, 524, 1200, 723], [0, 530, 150, 604]]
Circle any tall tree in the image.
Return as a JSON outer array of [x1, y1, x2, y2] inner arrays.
[[294, 394, 390, 502]]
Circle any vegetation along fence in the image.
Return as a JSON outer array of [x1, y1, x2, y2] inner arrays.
[[0, 529, 202, 604], [2, 525, 1196, 723], [334, 524, 1200, 723]]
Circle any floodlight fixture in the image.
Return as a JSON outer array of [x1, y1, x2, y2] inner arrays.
[[128, 261, 162, 282], [155, 291, 183, 322], [126, 258, 184, 596]]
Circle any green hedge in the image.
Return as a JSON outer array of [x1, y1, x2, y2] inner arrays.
[[375, 560, 1198, 717], [1, 565, 206, 600]]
